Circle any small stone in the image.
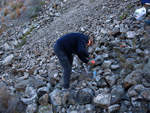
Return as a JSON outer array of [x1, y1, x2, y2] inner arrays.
[[26, 104, 37, 113], [21, 86, 38, 105], [38, 104, 53, 113], [105, 74, 119, 86], [101, 60, 112, 69], [126, 31, 137, 38], [111, 64, 120, 70], [2, 54, 14, 65], [124, 70, 142, 88], [101, 28, 108, 34], [23, 28, 30, 35], [108, 104, 120, 113], [38, 94, 49, 105], [93, 93, 111, 108], [141, 89, 150, 101]]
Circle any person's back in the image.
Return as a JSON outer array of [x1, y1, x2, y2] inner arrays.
[[56, 33, 89, 55]]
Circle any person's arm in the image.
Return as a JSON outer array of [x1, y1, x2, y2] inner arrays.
[[78, 36, 89, 56], [77, 54, 89, 63], [77, 36, 89, 63]]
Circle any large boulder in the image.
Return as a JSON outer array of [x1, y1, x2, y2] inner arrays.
[[93, 93, 111, 108], [73, 88, 94, 104], [124, 70, 142, 88], [111, 85, 124, 104], [49, 89, 69, 106]]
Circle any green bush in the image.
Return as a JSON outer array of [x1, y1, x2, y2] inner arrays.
[[17, 37, 26, 47]]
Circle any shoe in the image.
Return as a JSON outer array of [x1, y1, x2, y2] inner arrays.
[[144, 20, 150, 25]]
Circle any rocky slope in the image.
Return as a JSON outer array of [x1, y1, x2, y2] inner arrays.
[[0, 0, 150, 113]]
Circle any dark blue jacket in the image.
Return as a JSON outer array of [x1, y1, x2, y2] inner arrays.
[[141, 0, 150, 4], [56, 33, 89, 63]]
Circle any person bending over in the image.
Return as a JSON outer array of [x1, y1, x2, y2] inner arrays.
[[53, 33, 94, 90]]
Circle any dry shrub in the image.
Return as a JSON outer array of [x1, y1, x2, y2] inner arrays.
[[10, 12, 15, 19], [11, 2, 14, 8], [4, 8, 9, 16], [16, 8, 21, 17], [16, 0, 21, 3], [22, 5, 26, 11], [6, 1, 11, 6], [1, 17, 5, 22]]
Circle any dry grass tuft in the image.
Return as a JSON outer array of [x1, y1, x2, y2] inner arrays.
[[1, 17, 5, 22], [22, 5, 26, 11], [10, 12, 15, 19], [4, 8, 9, 16], [16, 8, 21, 17]]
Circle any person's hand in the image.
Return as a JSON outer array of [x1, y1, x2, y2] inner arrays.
[[87, 60, 95, 66], [91, 60, 95, 65]]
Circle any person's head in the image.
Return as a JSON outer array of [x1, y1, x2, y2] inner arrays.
[[87, 35, 94, 46]]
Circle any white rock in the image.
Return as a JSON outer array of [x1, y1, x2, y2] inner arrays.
[[70, 111, 78, 113], [26, 104, 37, 113], [21, 86, 38, 105], [3, 43, 10, 50], [108, 104, 120, 113], [94, 93, 111, 108], [126, 31, 137, 38], [101, 28, 108, 34], [2, 54, 14, 65]]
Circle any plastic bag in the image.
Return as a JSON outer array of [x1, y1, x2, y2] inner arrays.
[[133, 7, 146, 20]]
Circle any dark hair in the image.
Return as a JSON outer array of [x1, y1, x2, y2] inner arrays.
[[89, 34, 94, 45]]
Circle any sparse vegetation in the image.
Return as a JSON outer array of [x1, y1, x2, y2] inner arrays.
[[26, 0, 43, 18], [10, 12, 15, 19], [11, 2, 23, 11], [16, 7, 21, 17], [119, 4, 133, 20], [1, 17, 5, 22], [17, 26, 35, 47], [17, 37, 27, 47], [0, 0, 44, 20], [22, 5, 26, 11], [4, 8, 9, 16], [119, 11, 128, 20], [11, 3, 18, 11], [41, 0, 45, 5]]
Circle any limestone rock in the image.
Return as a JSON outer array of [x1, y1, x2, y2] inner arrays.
[[2, 54, 14, 65], [93, 93, 111, 108]]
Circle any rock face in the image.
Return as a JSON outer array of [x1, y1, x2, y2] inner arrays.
[[0, 0, 150, 112]]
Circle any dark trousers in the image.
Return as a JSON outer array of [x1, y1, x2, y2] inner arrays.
[[53, 43, 73, 88]]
